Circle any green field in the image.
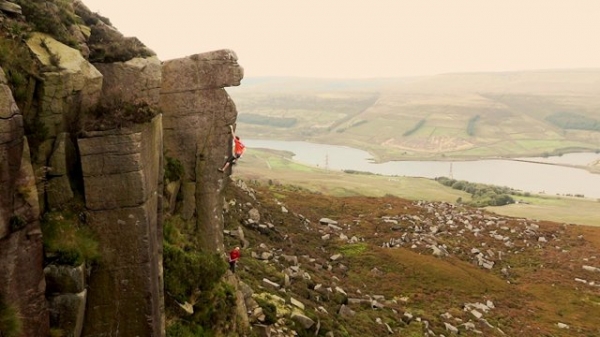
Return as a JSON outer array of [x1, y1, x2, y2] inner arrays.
[[235, 148, 600, 227]]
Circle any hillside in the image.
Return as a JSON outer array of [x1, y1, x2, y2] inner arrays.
[[227, 72, 600, 161], [218, 179, 600, 336]]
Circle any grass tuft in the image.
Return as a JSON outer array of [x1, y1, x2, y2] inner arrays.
[[0, 296, 22, 337], [82, 97, 160, 132], [165, 157, 184, 183], [41, 210, 99, 266]]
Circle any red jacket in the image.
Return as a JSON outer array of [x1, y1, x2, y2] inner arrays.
[[234, 138, 246, 156], [229, 249, 240, 262]]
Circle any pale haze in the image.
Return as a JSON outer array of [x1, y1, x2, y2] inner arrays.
[[82, 0, 600, 78]]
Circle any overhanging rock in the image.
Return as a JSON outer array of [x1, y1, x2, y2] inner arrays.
[[160, 49, 243, 253]]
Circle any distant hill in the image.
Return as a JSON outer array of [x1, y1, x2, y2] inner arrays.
[[228, 70, 600, 161]]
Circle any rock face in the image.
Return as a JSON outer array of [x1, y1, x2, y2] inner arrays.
[[0, 0, 22, 15], [25, 32, 103, 213], [46, 132, 77, 209], [1, 3, 245, 335], [160, 49, 243, 253], [93, 56, 162, 106], [45, 264, 88, 337], [26, 32, 103, 139], [0, 67, 49, 336], [78, 115, 163, 337]]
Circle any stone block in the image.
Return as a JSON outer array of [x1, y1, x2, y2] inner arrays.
[[48, 290, 87, 337], [48, 133, 76, 177], [44, 264, 86, 294], [94, 56, 162, 106], [161, 49, 243, 92]]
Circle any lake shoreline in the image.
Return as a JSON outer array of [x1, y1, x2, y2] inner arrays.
[[246, 136, 599, 167], [244, 139, 600, 199]]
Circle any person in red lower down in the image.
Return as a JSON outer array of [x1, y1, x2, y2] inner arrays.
[[218, 125, 246, 172], [229, 247, 241, 273]]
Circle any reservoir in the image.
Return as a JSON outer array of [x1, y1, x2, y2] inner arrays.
[[244, 139, 600, 199]]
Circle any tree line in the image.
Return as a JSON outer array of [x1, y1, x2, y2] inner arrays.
[[435, 177, 516, 207], [546, 112, 600, 131]]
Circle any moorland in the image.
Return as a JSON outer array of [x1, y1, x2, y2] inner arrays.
[[215, 177, 600, 336]]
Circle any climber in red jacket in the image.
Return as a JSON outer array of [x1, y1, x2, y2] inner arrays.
[[218, 125, 246, 173], [228, 247, 241, 273]]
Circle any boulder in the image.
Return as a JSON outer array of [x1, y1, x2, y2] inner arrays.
[[94, 56, 162, 105], [330, 253, 343, 261], [262, 278, 280, 290], [161, 49, 243, 92], [48, 290, 87, 337], [338, 304, 355, 317], [44, 264, 86, 294], [253, 324, 270, 337], [26, 33, 102, 139], [291, 312, 315, 329], [0, 1, 22, 15], [444, 322, 459, 334], [289, 297, 305, 310], [319, 218, 338, 225], [248, 208, 261, 222]]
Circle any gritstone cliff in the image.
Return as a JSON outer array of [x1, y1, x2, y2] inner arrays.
[[0, 1, 243, 336]]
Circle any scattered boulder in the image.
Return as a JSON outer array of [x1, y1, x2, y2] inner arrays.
[[319, 218, 338, 225], [291, 312, 314, 329]]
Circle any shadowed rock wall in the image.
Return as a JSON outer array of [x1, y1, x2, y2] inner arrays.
[[25, 33, 103, 213], [2, 3, 168, 335], [0, 68, 49, 336], [160, 49, 243, 253], [74, 55, 164, 337], [2, 3, 245, 335], [78, 115, 163, 336]]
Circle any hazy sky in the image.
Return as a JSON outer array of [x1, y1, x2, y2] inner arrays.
[[82, 0, 600, 78]]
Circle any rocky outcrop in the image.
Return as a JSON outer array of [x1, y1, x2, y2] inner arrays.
[[160, 49, 243, 253], [0, 67, 49, 336], [2, 2, 245, 335], [0, 0, 22, 15], [78, 114, 163, 337], [25, 32, 103, 212], [93, 56, 162, 106], [45, 132, 77, 209], [45, 264, 87, 337], [26, 32, 102, 139], [0, 67, 23, 238]]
